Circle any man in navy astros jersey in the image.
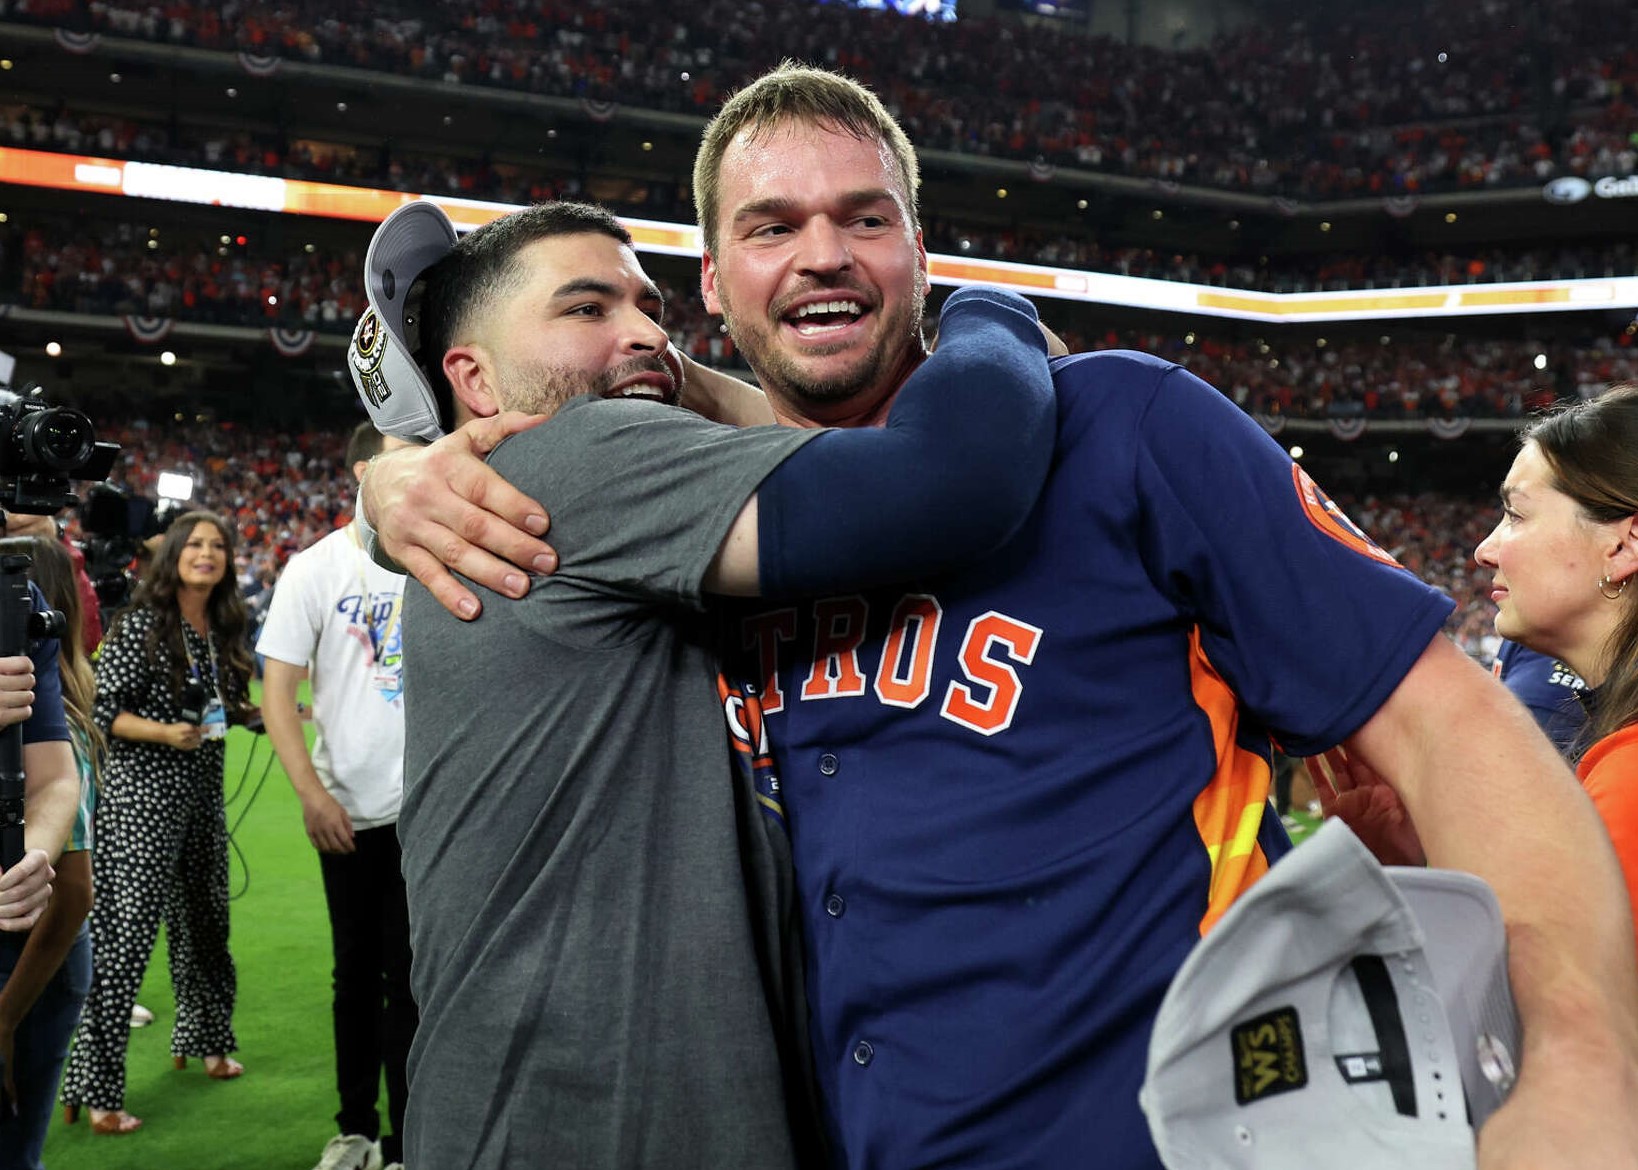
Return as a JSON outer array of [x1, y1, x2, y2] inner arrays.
[[364, 67, 1638, 1170]]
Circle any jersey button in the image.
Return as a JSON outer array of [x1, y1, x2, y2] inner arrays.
[[852, 1040, 874, 1067], [818, 753, 839, 776], [825, 894, 846, 918]]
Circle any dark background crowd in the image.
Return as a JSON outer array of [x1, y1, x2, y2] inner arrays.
[[14, 0, 1637, 197]]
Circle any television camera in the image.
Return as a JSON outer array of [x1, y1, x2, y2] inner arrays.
[[0, 384, 119, 869]]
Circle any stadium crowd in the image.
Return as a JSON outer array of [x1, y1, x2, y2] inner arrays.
[[82, 421, 351, 590], [12, 0, 1637, 196], [1129, 331, 1638, 420]]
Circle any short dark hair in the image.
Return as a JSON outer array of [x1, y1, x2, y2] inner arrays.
[[345, 420, 386, 467], [694, 62, 920, 256], [419, 201, 633, 427]]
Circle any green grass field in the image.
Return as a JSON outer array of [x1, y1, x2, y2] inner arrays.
[[44, 689, 348, 1170]]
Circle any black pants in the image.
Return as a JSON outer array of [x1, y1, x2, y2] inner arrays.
[[319, 824, 418, 1166]]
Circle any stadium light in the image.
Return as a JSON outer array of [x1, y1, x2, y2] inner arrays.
[[160, 351, 177, 366], [1290, 446, 1305, 460], [156, 472, 195, 502], [1534, 353, 1548, 370], [45, 341, 61, 357]]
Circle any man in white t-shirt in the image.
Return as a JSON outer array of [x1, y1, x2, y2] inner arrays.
[[257, 422, 417, 1170]]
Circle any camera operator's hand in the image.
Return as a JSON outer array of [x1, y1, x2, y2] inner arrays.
[[0, 510, 57, 540], [301, 790, 357, 855], [0, 848, 53, 932], [0, 656, 35, 728], [162, 722, 204, 751]]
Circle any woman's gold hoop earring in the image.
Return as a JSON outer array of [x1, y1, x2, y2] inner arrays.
[[1600, 574, 1630, 601]]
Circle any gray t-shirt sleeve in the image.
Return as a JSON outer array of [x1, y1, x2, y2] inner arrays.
[[489, 396, 820, 611]]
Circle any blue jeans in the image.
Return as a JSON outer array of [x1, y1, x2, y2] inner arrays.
[[0, 924, 92, 1170]]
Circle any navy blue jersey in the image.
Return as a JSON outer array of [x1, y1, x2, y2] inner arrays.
[[721, 351, 1453, 1169], [1494, 638, 1585, 756], [24, 579, 67, 745]]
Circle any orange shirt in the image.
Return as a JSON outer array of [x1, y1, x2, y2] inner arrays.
[[1577, 722, 1638, 950]]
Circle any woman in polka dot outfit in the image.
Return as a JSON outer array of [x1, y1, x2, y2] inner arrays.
[[60, 511, 254, 1135]]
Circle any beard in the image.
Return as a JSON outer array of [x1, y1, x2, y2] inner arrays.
[[717, 277, 926, 409], [492, 354, 674, 416]]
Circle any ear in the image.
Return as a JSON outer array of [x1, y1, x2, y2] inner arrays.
[[913, 228, 929, 294], [351, 459, 371, 486], [1609, 512, 1638, 586], [701, 251, 724, 316], [442, 345, 501, 420]]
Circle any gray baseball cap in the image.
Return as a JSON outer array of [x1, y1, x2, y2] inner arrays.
[[348, 200, 460, 441], [1139, 819, 1519, 1170]]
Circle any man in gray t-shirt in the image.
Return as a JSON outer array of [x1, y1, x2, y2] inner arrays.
[[351, 200, 1055, 1168]]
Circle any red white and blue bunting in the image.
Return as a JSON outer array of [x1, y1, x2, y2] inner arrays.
[[238, 51, 282, 78], [580, 98, 617, 124], [54, 29, 101, 54], [1252, 412, 1286, 436], [1382, 196, 1420, 219], [1327, 417, 1368, 442], [269, 327, 315, 357], [1027, 157, 1056, 183], [1426, 417, 1472, 440], [124, 315, 174, 344]]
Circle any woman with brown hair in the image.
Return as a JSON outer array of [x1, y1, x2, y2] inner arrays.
[[60, 511, 254, 1135], [1316, 385, 1638, 914], [1472, 383, 1638, 935]]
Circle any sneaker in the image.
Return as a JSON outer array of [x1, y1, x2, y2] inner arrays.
[[130, 1004, 154, 1028], [313, 1134, 383, 1170]]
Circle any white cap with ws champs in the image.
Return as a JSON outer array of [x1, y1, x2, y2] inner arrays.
[[348, 199, 459, 441], [1139, 819, 1520, 1170]]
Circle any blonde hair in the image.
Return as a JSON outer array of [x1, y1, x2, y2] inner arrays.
[[693, 61, 921, 255]]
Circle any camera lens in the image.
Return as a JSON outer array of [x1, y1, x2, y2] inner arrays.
[[16, 408, 95, 471]]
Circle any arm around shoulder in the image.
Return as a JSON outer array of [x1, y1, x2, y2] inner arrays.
[[708, 286, 1057, 597]]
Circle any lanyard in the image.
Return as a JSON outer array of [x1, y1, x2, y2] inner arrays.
[[182, 623, 220, 695]]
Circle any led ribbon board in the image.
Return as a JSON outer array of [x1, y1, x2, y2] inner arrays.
[[5, 147, 1636, 323]]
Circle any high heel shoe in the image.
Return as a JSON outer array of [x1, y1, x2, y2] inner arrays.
[[63, 1105, 143, 1134], [173, 1054, 245, 1079]]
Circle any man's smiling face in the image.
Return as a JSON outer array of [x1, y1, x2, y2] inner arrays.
[[448, 232, 678, 419], [701, 120, 929, 425]]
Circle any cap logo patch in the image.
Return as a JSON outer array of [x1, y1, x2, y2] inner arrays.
[[351, 309, 386, 375], [1232, 1007, 1308, 1105]]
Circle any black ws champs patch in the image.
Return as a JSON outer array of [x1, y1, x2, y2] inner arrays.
[[1232, 1007, 1309, 1105]]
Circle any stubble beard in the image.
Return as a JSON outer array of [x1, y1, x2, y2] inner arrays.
[[493, 354, 672, 415], [718, 279, 927, 410]]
